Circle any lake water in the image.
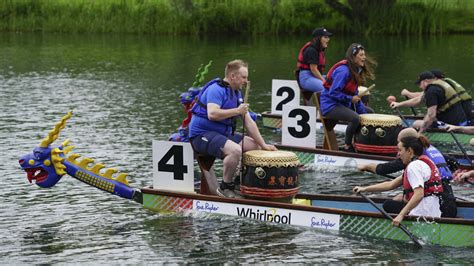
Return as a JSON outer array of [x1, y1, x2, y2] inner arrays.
[[1, 32, 474, 263]]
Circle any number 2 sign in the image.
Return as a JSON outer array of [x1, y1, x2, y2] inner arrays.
[[152, 140, 194, 192], [271, 79, 300, 115]]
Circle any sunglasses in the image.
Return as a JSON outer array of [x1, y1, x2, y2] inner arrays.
[[352, 44, 365, 55]]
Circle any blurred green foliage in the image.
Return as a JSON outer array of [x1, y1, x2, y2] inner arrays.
[[0, 0, 472, 35]]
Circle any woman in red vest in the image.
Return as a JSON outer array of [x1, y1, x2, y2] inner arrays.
[[353, 135, 443, 226], [296, 27, 333, 94], [320, 43, 375, 152]]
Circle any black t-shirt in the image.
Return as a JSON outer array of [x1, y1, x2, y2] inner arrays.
[[424, 84, 467, 125], [376, 152, 459, 176], [302, 45, 324, 73], [375, 158, 405, 175], [462, 100, 474, 120]]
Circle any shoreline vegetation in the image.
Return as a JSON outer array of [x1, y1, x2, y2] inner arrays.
[[0, 0, 473, 35]]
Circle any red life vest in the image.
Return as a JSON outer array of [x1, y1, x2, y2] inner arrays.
[[323, 60, 358, 96], [402, 155, 443, 201], [296, 42, 326, 73]]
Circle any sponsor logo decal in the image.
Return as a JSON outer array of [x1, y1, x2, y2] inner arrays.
[[236, 207, 292, 224], [195, 200, 219, 213], [310, 217, 337, 229], [316, 155, 336, 164]]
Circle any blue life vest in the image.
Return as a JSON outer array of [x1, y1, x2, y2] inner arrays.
[[191, 78, 242, 134], [423, 145, 453, 181]]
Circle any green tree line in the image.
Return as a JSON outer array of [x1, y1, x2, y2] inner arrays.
[[0, 0, 473, 35]]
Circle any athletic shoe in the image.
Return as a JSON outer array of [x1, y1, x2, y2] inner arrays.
[[216, 187, 243, 199], [339, 145, 356, 153]]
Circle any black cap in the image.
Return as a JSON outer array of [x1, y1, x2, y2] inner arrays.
[[430, 69, 445, 79], [312, 27, 333, 37], [415, 71, 436, 85]]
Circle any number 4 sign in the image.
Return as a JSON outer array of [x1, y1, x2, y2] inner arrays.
[[152, 140, 195, 192]]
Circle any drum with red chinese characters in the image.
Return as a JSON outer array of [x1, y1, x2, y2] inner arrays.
[[241, 150, 300, 202], [354, 114, 402, 156]]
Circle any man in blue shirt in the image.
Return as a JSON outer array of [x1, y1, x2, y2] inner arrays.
[[189, 60, 277, 198]]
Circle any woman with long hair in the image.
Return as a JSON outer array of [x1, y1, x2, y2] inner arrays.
[[320, 43, 376, 152], [296, 27, 333, 94], [353, 135, 443, 226]]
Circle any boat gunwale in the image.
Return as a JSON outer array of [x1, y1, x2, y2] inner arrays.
[[261, 111, 470, 135], [261, 111, 423, 121], [274, 143, 474, 170], [274, 143, 396, 161], [140, 187, 474, 225]]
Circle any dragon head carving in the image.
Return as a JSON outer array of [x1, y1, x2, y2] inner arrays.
[[19, 112, 72, 188], [19, 112, 139, 202]]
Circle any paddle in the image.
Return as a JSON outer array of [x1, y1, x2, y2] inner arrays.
[[387, 97, 410, 127], [240, 81, 251, 180], [437, 122, 474, 167], [359, 192, 423, 248], [358, 84, 376, 97], [449, 131, 473, 167], [394, 107, 410, 127], [452, 132, 472, 164], [405, 95, 418, 116]]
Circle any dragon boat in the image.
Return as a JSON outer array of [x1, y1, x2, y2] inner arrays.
[[261, 111, 474, 148], [18, 112, 474, 248], [260, 112, 473, 146], [273, 143, 474, 173]]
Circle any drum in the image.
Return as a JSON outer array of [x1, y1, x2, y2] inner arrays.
[[354, 114, 402, 155], [241, 150, 300, 202]]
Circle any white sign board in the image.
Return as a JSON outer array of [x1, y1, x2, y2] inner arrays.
[[282, 105, 316, 148], [193, 200, 340, 230], [271, 79, 300, 115], [152, 140, 194, 192]]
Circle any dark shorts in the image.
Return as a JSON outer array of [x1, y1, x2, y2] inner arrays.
[[190, 131, 243, 159]]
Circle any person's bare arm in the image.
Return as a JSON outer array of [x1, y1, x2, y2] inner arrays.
[[460, 170, 474, 181], [401, 89, 422, 99], [390, 95, 423, 108], [310, 64, 324, 82], [207, 103, 247, 121], [392, 187, 423, 226], [419, 105, 437, 133], [353, 175, 402, 193], [446, 124, 474, 134], [357, 163, 377, 173], [244, 112, 277, 151]]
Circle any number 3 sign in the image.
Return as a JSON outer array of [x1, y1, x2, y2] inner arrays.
[[152, 140, 195, 192], [282, 105, 316, 148]]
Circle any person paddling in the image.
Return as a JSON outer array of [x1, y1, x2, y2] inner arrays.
[[401, 69, 474, 125], [390, 71, 468, 133], [358, 128, 457, 217], [320, 43, 376, 152], [353, 134, 444, 226]]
